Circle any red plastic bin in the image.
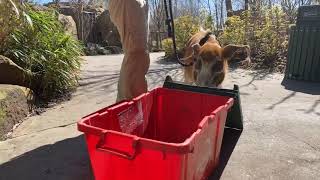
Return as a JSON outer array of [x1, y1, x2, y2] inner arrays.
[[78, 87, 233, 180]]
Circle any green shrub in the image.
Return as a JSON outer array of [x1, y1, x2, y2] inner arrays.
[[174, 16, 200, 51], [218, 6, 290, 72], [203, 15, 214, 31], [162, 15, 200, 58], [199, 10, 215, 31], [219, 16, 245, 45], [161, 38, 173, 57], [4, 7, 83, 99], [0, 0, 31, 50], [255, 7, 289, 60]]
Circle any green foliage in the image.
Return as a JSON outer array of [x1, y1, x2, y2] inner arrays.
[[219, 6, 290, 72], [199, 9, 214, 31], [0, 0, 26, 50], [161, 38, 173, 57], [0, 109, 6, 121], [204, 15, 214, 31], [3, 7, 83, 99], [174, 16, 200, 51], [219, 16, 245, 45], [162, 15, 200, 57]]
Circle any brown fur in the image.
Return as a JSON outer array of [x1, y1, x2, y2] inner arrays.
[[183, 29, 250, 87]]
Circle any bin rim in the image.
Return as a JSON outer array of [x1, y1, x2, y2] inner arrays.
[[77, 87, 234, 154], [78, 116, 197, 154]]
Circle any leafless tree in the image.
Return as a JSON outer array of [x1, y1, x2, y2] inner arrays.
[[149, 0, 166, 50], [245, 0, 249, 10], [220, 0, 224, 28], [226, 0, 233, 17], [280, 0, 313, 23]]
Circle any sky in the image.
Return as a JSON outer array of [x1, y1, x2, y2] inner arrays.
[[33, 0, 52, 4], [32, 0, 64, 5]]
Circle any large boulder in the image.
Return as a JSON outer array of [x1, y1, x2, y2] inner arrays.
[[58, 14, 78, 39], [59, 6, 103, 43], [0, 85, 29, 140], [58, 6, 121, 49], [94, 10, 121, 47], [0, 55, 32, 88], [58, 6, 81, 39]]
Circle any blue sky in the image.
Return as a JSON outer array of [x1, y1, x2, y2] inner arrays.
[[32, 0, 52, 4]]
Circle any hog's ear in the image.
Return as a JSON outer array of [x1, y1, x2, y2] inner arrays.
[[222, 44, 249, 61], [192, 43, 201, 56]]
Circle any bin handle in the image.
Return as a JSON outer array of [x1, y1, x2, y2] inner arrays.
[[96, 131, 139, 160]]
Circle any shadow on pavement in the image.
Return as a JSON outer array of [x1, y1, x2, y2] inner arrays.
[[209, 128, 242, 180], [153, 55, 181, 65], [239, 70, 270, 90], [0, 129, 241, 180], [267, 91, 297, 110], [281, 78, 320, 95], [0, 135, 93, 180]]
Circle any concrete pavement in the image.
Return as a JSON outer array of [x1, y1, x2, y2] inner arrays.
[[0, 52, 319, 180]]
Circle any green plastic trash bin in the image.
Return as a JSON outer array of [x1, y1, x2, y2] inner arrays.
[[163, 76, 243, 130], [285, 5, 320, 82], [297, 5, 320, 27]]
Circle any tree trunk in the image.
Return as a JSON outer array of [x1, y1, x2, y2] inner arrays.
[[245, 0, 249, 10], [159, 32, 163, 49], [156, 31, 160, 50], [226, 0, 233, 17], [220, 0, 224, 29], [77, 2, 84, 42], [174, 0, 178, 17], [214, 1, 220, 29], [268, 0, 272, 8], [207, 0, 212, 16]]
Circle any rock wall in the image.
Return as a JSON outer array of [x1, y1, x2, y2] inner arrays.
[[94, 10, 121, 47], [0, 55, 37, 91], [58, 6, 121, 47]]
